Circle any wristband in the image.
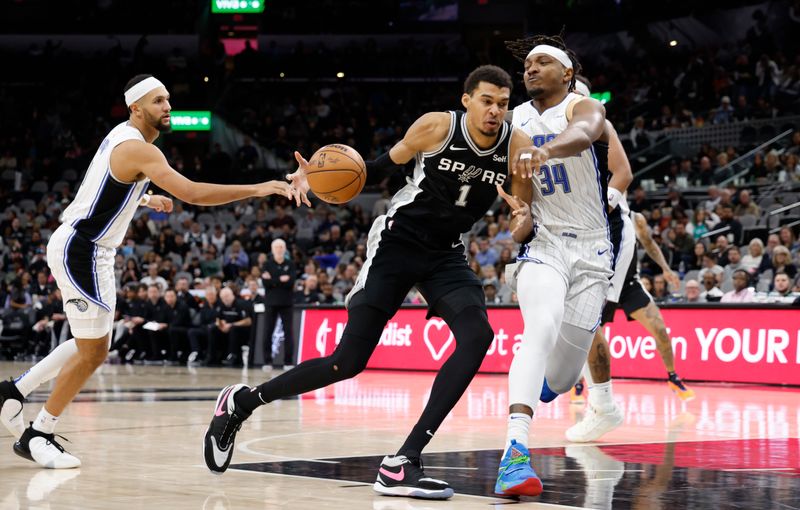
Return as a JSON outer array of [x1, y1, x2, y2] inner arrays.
[[139, 194, 151, 206], [607, 187, 623, 209]]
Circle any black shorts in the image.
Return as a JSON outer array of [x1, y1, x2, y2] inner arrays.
[[348, 218, 485, 319], [600, 277, 652, 325]]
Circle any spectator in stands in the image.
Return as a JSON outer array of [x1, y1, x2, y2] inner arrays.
[[661, 188, 689, 217], [185, 221, 204, 250], [701, 272, 724, 302], [629, 187, 650, 213], [174, 276, 198, 310], [140, 263, 168, 292], [332, 263, 357, 298], [143, 284, 169, 363], [318, 281, 337, 304], [723, 246, 745, 278], [29, 270, 51, 299], [223, 240, 250, 280], [261, 238, 296, 367], [698, 252, 725, 282], [640, 275, 653, 294], [734, 189, 760, 217], [755, 53, 781, 99], [714, 235, 731, 266], [703, 186, 721, 212], [483, 278, 502, 304], [778, 226, 798, 252], [163, 288, 192, 364], [628, 116, 649, 149], [651, 274, 671, 304], [689, 241, 707, 270], [721, 269, 755, 303], [711, 95, 735, 124], [768, 271, 797, 300], [294, 274, 321, 304], [681, 279, 704, 303], [771, 245, 797, 280], [666, 221, 694, 270], [741, 238, 765, 274], [30, 288, 65, 357], [716, 204, 743, 244], [475, 238, 498, 267], [764, 150, 784, 181], [209, 224, 227, 254], [692, 156, 715, 186], [209, 287, 252, 367], [200, 245, 222, 277]]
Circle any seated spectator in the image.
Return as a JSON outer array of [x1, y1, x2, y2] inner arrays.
[[766, 271, 799, 301], [666, 221, 694, 270], [651, 274, 671, 304], [475, 238, 498, 267], [701, 272, 724, 302], [741, 238, 765, 274], [629, 187, 651, 213], [140, 263, 168, 292], [208, 287, 252, 367], [716, 204, 743, 245], [698, 253, 724, 282], [779, 226, 798, 253], [294, 274, 321, 304], [714, 235, 731, 267], [723, 246, 745, 280], [721, 269, 755, 303], [28, 270, 51, 299], [689, 241, 707, 270], [681, 279, 704, 303], [30, 288, 65, 357], [771, 245, 797, 280], [223, 240, 250, 280], [483, 278, 502, 304], [734, 189, 760, 217]]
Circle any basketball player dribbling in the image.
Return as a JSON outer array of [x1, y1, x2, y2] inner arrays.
[[492, 35, 618, 496], [203, 65, 534, 500], [0, 74, 302, 468]]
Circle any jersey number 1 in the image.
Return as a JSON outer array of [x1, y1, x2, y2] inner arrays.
[[455, 184, 471, 207]]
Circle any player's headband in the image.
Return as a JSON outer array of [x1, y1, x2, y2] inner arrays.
[[574, 80, 591, 96], [526, 45, 573, 70], [124, 77, 166, 107]]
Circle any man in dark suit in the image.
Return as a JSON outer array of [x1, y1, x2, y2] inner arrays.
[[261, 238, 296, 367]]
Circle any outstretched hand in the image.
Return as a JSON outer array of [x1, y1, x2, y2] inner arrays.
[[512, 145, 550, 179], [285, 151, 312, 207]]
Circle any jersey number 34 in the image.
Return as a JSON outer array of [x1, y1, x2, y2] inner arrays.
[[539, 163, 571, 196]]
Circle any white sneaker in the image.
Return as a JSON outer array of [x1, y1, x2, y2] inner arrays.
[[565, 404, 623, 443], [187, 351, 199, 363], [14, 425, 81, 469], [0, 379, 25, 438]]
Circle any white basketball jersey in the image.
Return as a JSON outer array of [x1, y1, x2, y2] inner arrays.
[[61, 122, 151, 248], [511, 93, 609, 232]]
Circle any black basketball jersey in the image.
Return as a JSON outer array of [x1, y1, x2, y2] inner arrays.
[[387, 111, 511, 240]]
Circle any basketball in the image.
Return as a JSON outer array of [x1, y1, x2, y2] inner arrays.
[[306, 144, 367, 204]]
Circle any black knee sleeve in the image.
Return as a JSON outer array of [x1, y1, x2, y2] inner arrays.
[[326, 304, 392, 379], [446, 306, 495, 360]]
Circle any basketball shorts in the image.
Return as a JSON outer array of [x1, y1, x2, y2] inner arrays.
[[600, 276, 653, 325], [514, 224, 613, 331], [47, 224, 117, 338], [606, 208, 636, 303], [346, 215, 485, 319]]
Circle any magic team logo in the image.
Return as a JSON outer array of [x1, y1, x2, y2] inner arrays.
[[66, 298, 89, 312]]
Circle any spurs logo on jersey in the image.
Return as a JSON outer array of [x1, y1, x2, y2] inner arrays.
[[436, 158, 507, 185], [386, 111, 511, 237], [61, 121, 151, 248], [511, 93, 610, 232]]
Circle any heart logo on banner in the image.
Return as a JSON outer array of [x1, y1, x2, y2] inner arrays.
[[423, 319, 454, 361]]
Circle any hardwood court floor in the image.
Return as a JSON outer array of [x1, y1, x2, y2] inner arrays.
[[0, 362, 799, 509]]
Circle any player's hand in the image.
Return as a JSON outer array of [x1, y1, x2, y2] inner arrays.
[[496, 184, 534, 242], [286, 151, 312, 207], [257, 180, 295, 201], [146, 195, 173, 213], [513, 145, 550, 179], [664, 270, 681, 289]]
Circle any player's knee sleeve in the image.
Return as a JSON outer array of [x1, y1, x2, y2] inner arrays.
[[327, 304, 391, 379], [545, 322, 595, 394]]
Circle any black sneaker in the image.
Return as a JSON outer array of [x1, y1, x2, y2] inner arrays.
[[203, 384, 251, 474], [14, 424, 81, 469], [373, 455, 454, 499], [0, 379, 25, 438]]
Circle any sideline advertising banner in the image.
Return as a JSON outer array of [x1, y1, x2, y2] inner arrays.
[[298, 307, 800, 385]]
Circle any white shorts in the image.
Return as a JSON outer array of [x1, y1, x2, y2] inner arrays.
[[515, 225, 613, 331], [47, 224, 117, 338], [607, 212, 636, 303]]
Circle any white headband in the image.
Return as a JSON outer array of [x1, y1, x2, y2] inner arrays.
[[124, 77, 165, 107], [526, 44, 573, 70], [574, 80, 591, 97]]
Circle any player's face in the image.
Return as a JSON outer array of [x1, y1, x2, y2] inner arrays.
[[135, 87, 172, 132], [462, 82, 510, 138], [523, 53, 573, 98]]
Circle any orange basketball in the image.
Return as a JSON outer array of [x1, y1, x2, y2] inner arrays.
[[306, 144, 367, 204]]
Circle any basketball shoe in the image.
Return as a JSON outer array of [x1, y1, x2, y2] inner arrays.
[[494, 440, 543, 497], [203, 384, 251, 474], [0, 378, 25, 438], [667, 373, 695, 401], [373, 455, 453, 499], [565, 404, 623, 443], [14, 424, 81, 469]]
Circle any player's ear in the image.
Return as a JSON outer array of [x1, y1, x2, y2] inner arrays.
[[461, 93, 470, 109], [563, 67, 574, 86]]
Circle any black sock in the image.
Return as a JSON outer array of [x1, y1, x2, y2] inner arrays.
[[668, 371, 678, 381]]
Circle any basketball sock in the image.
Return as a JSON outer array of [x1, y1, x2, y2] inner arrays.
[[505, 413, 532, 450], [588, 381, 615, 412], [15, 339, 78, 398], [32, 407, 59, 435]]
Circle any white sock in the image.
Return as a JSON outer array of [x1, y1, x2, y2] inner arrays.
[[14, 339, 78, 397], [505, 413, 532, 450], [588, 380, 615, 412], [33, 407, 59, 434]]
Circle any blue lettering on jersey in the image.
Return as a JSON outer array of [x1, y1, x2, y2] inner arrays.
[[531, 134, 556, 147]]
